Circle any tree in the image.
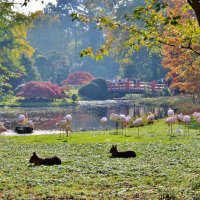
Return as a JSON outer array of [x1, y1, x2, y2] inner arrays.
[[71, 0, 199, 60], [162, 0, 200, 102], [0, 1, 34, 98], [34, 51, 69, 84], [42, 0, 119, 79], [63, 71, 94, 85], [72, 0, 200, 100], [120, 48, 166, 81], [22, 0, 200, 57], [21, 54, 41, 82]]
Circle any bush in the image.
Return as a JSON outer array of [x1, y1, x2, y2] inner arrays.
[[71, 94, 77, 103], [162, 87, 172, 96], [16, 81, 64, 100], [78, 78, 108, 100]]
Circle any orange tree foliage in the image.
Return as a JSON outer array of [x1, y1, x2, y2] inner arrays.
[[162, 0, 200, 99], [16, 81, 65, 100], [63, 71, 94, 85]]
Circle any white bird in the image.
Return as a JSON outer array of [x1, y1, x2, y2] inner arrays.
[[119, 114, 127, 133], [192, 113, 200, 134], [65, 114, 72, 122], [147, 112, 155, 124], [100, 117, 107, 131], [183, 115, 191, 124], [110, 113, 121, 122], [119, 114, 126, 121], [0, 122, 7, 133], [100, 117, 107, 124], [132, 117, 143, 137], [110, 113, 121, 134], [166, 116, 177, 135], [123, 115, 132, 136], [26, 120, 34, 128], [196, 117, 200, 134], [167, 108, 174, 117], [192, 112, 200, 119], [125, 115, 131, 124], [182, 115, 191, 137], [196, 117, 200, 125], [17, 114, 27, 126], [177, 113, 184, 122], [56, 119, 72, 138], [133, 117, 143, 126]]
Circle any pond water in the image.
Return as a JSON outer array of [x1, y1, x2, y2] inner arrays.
[[0, 100, 168, 135]]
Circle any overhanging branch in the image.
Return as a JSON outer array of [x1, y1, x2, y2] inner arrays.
[[158, 39, 200, 55]]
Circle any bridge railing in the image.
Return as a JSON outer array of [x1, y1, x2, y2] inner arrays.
[[107, 80, 166, 92]]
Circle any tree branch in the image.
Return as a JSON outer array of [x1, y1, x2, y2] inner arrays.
[[158, 39, 200, 55]]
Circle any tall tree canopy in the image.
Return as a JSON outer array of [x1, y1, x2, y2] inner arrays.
[[0, 1, 35, 98], [71, 0, 200, 100], [27, 0, 119, 80], [72, 0, 199, 59], [162, 0, 200, 101]]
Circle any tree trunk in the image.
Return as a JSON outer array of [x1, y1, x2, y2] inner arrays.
[[187, 0, 200, 26], [192, 93, 196, 104]]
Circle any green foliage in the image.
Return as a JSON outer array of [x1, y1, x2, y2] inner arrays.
[[91, 77, 108, 95], [78, 82, 99, 99], [162, 87, 171, 96], [21, 54, 40, 82], [143, 86, 171, 98], [34, 52, 69, 84], [74, 0, 200, 59], [0, 2, 35, 97], [120, 48, 166, 81]]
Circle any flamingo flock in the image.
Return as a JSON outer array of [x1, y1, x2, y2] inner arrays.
[[165, 108, 200, 137], [108, 112, 155, 137], [1, 108, 200, 138]]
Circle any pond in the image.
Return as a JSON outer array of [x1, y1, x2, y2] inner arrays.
[[0, 100, 168, 135]]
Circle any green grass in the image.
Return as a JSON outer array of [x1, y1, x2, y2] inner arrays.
[[0, 119, 200, 199], [0, 95, 77, 107]]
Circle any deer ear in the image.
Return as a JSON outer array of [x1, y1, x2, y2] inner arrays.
[[115, 145, 117, 148], [33, 152, 36, 156]]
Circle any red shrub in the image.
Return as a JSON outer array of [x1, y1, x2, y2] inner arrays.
[[63, 71, 94, 85], [16, 81, 64, 100]]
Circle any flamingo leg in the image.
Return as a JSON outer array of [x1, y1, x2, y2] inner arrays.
[[187, 126, 189, 138], [184, 124, 186, 137]]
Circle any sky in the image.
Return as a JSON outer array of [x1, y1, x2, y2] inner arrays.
[[14, 0, 57, 14]]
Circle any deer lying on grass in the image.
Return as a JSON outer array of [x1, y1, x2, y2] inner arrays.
[[29, 152, 61, 166], [109, 145, 136, 158]]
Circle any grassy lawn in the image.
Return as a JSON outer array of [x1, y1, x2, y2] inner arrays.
[[0, 119, 200, 199], [0, 96, 77, 107]]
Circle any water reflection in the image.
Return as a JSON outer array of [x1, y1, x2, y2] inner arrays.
[[0, 100, 167, 132]]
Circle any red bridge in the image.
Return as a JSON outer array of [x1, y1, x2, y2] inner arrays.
[[107, 79, 166, 94]]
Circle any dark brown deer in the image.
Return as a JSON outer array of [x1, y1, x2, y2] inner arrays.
[[109, 145, 136, 158], [29, 152, 61, 166]]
